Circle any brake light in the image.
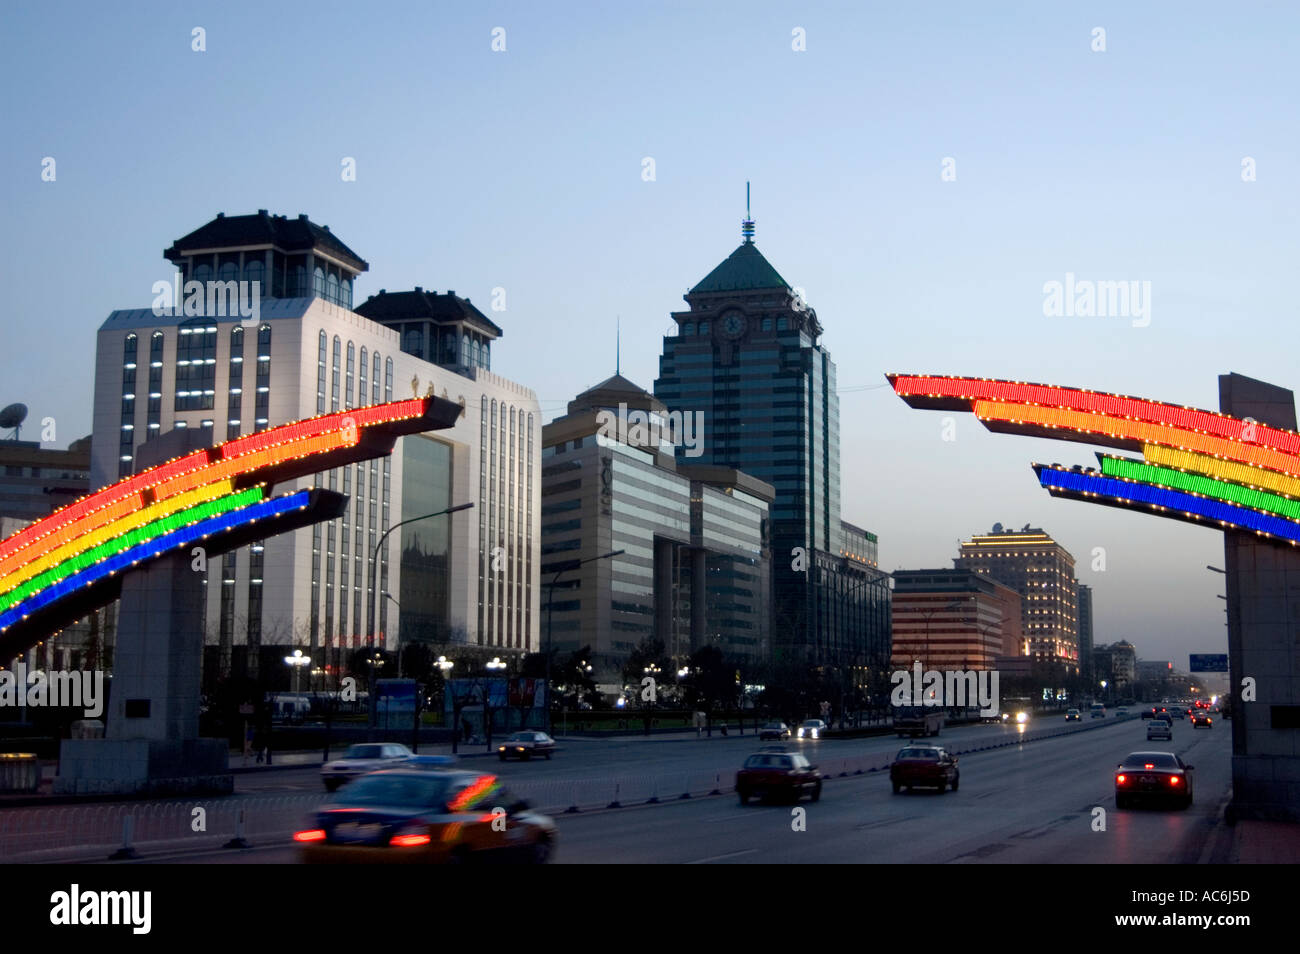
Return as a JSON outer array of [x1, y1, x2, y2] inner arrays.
[[294, 829, 326, 842], [1144, 763, 1155, 769], [390, 833, 432, 847], [1169, 775, 1181, 786], [1116, 774, 1127, 784]]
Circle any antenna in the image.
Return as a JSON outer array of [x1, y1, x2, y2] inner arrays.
[[742, 181, 755, 243], [616, 317, 621, 375]]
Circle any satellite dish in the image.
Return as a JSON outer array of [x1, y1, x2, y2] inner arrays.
[[0, 403, 27, 439]]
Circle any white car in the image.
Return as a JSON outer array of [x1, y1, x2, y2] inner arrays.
[[1146, 719, 1173, 742], [321, 743, 413, 791], [797, 719, 828, 739]]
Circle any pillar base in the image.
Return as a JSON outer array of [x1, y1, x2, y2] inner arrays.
[[53, 737, 232, 796]]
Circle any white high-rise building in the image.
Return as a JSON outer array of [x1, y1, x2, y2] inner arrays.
[[89, 211, 540, 679]]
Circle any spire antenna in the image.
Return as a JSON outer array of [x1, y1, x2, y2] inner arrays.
[[616, 316, 621, 375], [741, 180, 755, 243]]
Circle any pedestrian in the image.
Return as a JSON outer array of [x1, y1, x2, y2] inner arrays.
[[254, 727, 264, 764]]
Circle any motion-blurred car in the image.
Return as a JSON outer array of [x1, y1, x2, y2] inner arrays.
[[403, 755, 460, 770], [1167, 706, 1187, 720], [1146, 718, 1172, 741], [1065, 708, 1081, 721], [1192, 712, 1213, 729], [1116, 706, 1129, 716], [736, 751, 822, 804], [1114, 751, 1194, 809], [296, 769, 556, 863], [497, 731, 556, 761], [890, 745, 960, 794], [758, 722, 792, 741], [797, 719, 828, 739], [321, 743, 413, 791], [1090, 703, 1106, 718]]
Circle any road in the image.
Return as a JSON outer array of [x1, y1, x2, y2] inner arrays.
[[48, 714, 1232, 865]]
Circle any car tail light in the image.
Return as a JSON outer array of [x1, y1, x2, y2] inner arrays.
[[1116, 774, 1127, 785], [1169, 775, 1181, 786], [390, 832, 432, 847], [294, 829, 326, 842]]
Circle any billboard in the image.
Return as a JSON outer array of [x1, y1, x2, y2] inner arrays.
[[1189, 654, 1229, 673], [375, 678, 418, 728]]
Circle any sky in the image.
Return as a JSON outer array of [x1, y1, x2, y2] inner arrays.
[[3, 1, 1297, 668]]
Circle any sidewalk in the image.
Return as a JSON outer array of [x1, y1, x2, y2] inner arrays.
[[1229, 819, 1300, 863]]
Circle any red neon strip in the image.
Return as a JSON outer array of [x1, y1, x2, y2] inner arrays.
[[218, 399, 426, 461], [976, 401, 1300, 476], [892, 375, 1300, 456]]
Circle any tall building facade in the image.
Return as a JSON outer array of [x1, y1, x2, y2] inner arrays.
[[653, 215, 890, 669], [90, 212, 540, 681], [1077, 582, 1094, 681], [891, 569, 1023, 671], [953, 524, 1079, 669], [540, 374, 772, 684], [0, 436, 91, 522]]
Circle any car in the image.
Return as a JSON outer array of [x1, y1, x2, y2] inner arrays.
[[1114, 751, 1194, 809], [296, 768, 557, 863], [497, 731, 556, 761], [321, 743, 414, 791], [1140, 707, 1156, 719], [1192, 712, 1213, 729], [1146, 718, 1172, 741], [797, 719, 828, 739], [1168, 706, 1186, 720], [1116, 706, 1129, 716], [403, 755, 460, 770], [1065, 708, 1081, 721], [758, 722, 792, 741], [1090, 703, 1106, 718], [736, 751, 822, 804], [890, 745, 960, 794]]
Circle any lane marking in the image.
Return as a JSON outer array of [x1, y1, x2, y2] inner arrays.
[[686, 848, 758, 864]]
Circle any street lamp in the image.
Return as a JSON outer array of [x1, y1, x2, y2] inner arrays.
[[283, 648, 311, 697], [382, 592, 404, 676], [368, 502, 473, 651], [543, 549, 624, 732]]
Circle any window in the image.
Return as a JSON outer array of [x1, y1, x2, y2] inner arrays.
[[316, 330, 327, 414], [254, 324, 271, 430], [175, 320, 217, 411], [244, 259, 264, 289], [227, 326, 244, 441]]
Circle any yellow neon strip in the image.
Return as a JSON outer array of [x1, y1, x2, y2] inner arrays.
[[1142, 444, 1300, 500], [974, 401, 1300, 477]]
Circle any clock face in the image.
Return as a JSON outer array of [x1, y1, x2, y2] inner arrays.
[[720, 311, 747, 340]]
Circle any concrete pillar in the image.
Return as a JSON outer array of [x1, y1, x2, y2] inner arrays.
[[1220, 372, 1300, 821]]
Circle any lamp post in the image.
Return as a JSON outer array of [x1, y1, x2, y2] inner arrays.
[[643, 662, 661, 736], [436, 655, 457, 753], [543, 549, 624, 733], [283, 648, 311, 696], [368, 502, 473, 652], [485, 656, 507, 749], [382, 592, 403, 676]]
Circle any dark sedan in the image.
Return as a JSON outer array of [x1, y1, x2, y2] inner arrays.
[[890, 745, 959, 794], [497, 731, 556, 761], [296, 769, 557, 863], [736, 752, 822, 804], [758, 722, 792, 741], [1114, 752, 1194, 809]]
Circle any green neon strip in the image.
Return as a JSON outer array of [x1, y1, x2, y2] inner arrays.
[[1101, 456, 1300, 522], [0, 486, 264, 613]]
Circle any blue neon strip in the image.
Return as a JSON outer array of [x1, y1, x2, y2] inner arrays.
[[1039, 470, 1300, 544], [0, 491, 310, 631]]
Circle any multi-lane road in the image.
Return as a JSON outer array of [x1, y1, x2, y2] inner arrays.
[[36, 713, 1231, 865]]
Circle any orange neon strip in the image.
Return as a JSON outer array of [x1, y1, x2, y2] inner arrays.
[[974, 401, 1300, 477], [893, 375, 1300, 455]]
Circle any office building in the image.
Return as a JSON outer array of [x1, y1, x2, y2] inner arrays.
[[891, 568, 1023, 671], [541, 373, 772, 683], [953, 524, 1079, 669], [90, 211, 540, 682], [652, 209, 890, 670]]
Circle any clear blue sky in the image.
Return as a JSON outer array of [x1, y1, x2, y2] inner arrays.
[[4, 1, 1297, 668]]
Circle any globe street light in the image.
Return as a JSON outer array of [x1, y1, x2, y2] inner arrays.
[[283, 648, 311, 696]]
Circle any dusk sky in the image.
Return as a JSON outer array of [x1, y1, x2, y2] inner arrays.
[[4, 1, 1297, 669]]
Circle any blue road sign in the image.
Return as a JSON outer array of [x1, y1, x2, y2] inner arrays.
[[1189, 654, 1228, 672]]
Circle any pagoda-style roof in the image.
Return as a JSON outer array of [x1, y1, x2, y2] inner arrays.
[[690, 241, 790, 294], [355, 287, 503, 338], [164, 210, 368, 273]]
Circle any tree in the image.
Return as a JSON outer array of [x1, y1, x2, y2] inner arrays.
[[682, 646, 736, 736]]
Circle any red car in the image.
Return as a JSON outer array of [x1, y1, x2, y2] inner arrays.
[[890, 745, 960, 794], [1115, 751, 1194, 809], [736, 751, 822, 804]]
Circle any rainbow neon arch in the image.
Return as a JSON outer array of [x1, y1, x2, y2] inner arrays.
[[0, 397, 462, 658], [889, 374, 1300, 546]]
